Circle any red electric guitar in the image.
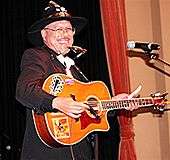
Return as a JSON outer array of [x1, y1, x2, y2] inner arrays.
[[32, 73, 168, 147]]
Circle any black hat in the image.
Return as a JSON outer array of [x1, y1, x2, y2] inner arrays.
[[27, 1, 87, 46]]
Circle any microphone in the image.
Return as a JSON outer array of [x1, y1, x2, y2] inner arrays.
[[69, 46, 87, 53], [68, 46, 87, 59], [127, 41, 160, 52]]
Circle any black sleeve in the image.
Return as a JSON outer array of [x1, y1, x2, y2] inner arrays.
[[16, 48, 57, 114]]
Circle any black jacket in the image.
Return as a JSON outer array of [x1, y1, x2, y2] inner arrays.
[[16, 46, 93, 160]]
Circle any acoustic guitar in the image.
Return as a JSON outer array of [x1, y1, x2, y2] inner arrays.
[[32, 73, 167, 147]]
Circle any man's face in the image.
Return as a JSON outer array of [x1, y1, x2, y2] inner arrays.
[[41, 20, 75, 55]]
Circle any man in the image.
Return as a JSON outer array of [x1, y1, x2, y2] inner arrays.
[[16, 1, 139, 160]]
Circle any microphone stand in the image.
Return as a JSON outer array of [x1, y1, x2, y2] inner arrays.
[[128, 49, 170, 111], [145, 50, 170, 67], [152, 56, 170, 68], [143, 50, 170, 77], [143, 50, 170, 111]]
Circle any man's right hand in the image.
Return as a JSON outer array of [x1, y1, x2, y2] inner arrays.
[[52, 97, 90, 118]]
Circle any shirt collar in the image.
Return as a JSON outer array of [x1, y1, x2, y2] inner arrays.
[[42, 45, 75, 69]]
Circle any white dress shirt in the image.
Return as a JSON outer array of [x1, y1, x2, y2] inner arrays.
[[56, 54, 75, 77]]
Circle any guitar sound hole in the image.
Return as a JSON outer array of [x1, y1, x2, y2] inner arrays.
[[87, 97, 98, 108]]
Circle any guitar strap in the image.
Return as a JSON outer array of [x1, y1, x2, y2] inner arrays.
[[70, 65, 89, 83]]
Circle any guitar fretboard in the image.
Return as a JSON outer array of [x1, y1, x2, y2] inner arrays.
[[100, 98, 155, 111]]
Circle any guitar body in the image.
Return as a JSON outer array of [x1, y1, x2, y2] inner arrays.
[[33, 73, 111, 147]]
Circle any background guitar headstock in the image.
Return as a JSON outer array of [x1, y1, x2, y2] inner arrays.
[[151, 92, 168, 111]]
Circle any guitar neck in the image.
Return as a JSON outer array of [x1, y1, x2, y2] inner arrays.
[[100, 97, 160, 111]]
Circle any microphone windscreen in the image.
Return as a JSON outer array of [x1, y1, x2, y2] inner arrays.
[[127, 41, 136, 49]]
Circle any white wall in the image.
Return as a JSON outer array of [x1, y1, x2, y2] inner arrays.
[[125, 0, 170, 159]]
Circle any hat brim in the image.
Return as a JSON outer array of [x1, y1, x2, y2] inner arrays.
[[27, 16, 87, 46]]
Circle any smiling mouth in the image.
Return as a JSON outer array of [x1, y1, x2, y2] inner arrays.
[[57, 38, 70, 44]]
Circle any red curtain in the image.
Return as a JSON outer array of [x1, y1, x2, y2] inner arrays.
[[99, 0, 137, 159]]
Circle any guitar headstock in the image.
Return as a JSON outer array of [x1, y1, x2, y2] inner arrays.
[[150, 92, 168, 111]]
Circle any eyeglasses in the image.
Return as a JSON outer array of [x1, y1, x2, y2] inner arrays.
[[44, 27, 75, 34]]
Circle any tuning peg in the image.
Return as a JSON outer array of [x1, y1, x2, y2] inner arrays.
[[153, 106, 164, 112], [150, 92, 160, 97], [150, 92, 168, 98], [160, 92, 168, 98]]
